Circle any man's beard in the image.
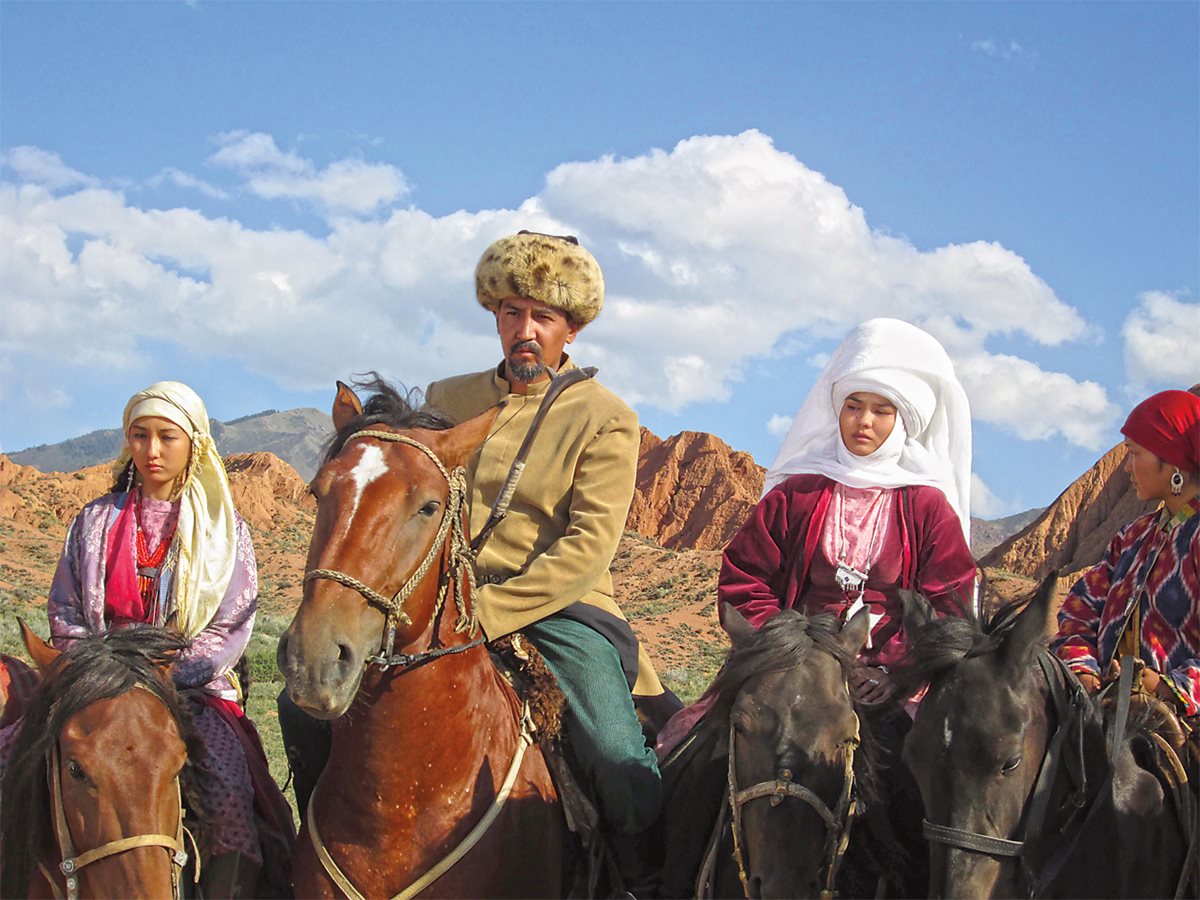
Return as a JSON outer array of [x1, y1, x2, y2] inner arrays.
[[507, 341, 545, 382]]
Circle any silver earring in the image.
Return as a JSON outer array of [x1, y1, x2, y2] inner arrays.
[[1170, 468, 1184, 496], [125, 462, 137, 493]]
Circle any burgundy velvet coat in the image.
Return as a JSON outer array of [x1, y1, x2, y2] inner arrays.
[[719, 474, 977, 669]]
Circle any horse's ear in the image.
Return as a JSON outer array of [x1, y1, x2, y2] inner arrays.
[[721, 603, 756, 648], [20, 619, 60, 671], [332, 381, 363, 432], [1000, 573, 1059, 672], [438, 404, 502, 471], [900, 589, 936, 635], [840, 606, 872, 655]]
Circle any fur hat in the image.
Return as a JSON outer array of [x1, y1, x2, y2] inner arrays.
[[475, 231, 604, 326]]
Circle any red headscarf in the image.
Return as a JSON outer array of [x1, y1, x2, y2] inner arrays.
[[1120, 390, 1200, 472]]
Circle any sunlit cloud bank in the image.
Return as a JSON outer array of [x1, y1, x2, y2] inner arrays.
[[1122, 291, 1200, 390], [1, 131, 1128, 450]]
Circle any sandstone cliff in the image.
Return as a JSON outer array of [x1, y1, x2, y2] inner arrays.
[[627, 428, 765, 551]]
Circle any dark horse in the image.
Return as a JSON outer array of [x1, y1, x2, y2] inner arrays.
[[0, 622, 208, 899], [276, 381, 567, 898], [659, 605, 919, 899], [899, 577, 1188, 898]]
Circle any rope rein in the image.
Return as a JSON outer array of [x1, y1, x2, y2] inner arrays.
[[303, 429, 479, 668]]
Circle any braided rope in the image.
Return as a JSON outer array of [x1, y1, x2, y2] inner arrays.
[[304, 429, 479, 655]]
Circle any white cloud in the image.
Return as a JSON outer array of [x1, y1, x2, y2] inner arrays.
[[767, 414, 793, 437], [971, 473, 1004, 519], [953, 349, 1118, 450], [208, 131, 409, 215], [2, 147, 98, 191], [0, 130, 1115, 453], [150, 167, 229, 200], [1122, 291, 1200, 389], [971, 39, 1024, 61]]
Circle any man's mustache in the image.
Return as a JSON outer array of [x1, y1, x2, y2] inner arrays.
[[509, 340, 542, 357]]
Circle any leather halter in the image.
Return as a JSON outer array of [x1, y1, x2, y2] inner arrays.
[[726, 713, 860, 900], [40, 691, 196, 900], [303, 429, 480, 670], [921, 652, 1093, 897]]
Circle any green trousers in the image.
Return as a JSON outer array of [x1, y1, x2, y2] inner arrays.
[[523, 615, 663, 834]]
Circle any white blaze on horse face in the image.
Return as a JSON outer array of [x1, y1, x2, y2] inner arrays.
[[943, 716, 953, 749], [347, 444, 389, 527]]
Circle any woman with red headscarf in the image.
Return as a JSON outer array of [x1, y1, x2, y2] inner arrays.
[[1053, 389, 1200, 717]]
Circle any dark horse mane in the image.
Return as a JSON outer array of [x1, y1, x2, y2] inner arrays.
[[701, 610, 882, 804], [0, 627, 212, 897], [324, 373, 455, 462], [892, 597, 1030, 695]]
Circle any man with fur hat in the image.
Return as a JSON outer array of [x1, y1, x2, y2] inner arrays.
[[425, 231, 674, 845]]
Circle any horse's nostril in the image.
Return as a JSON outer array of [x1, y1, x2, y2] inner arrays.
[[337, 643, 353, 663]]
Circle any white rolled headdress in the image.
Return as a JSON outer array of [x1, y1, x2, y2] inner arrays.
[[119, 381, 236, 638], [764, 318, 973, 543]]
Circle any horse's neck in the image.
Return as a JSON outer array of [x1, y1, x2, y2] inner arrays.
[[329, 640, 518, 776]]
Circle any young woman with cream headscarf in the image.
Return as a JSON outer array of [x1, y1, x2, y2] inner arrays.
[[42, 381, 292, 897]]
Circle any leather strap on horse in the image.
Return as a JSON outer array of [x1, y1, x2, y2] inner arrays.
[[470, 366, 597, 554], [725, 712, 859, 900], [306, 703, 537, 900], [921, 652, 1093, 894], [46, 730, 193, 900]]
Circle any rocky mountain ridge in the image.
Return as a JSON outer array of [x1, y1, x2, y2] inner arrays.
[[10, 408, 333, 481]]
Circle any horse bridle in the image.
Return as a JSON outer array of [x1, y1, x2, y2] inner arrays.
[[921, 652, 1092, 897], [726, 713, 860, 900], [40, 692, 198, 900], [303, 429, 484, 671]]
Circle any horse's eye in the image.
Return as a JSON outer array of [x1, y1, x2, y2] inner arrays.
[[67, 760, 86, 781], [418, 500, 441, 518], [1001, 755, 1022, 774]]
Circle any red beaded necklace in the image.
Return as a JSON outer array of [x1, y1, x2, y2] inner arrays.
[[135, 492, 178, 604]]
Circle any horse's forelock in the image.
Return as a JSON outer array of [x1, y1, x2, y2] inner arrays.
[[324, 373, 455, 463], [704, 611, 854, 729]]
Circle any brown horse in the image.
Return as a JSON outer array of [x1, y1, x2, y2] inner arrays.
[[0, 622, 204, 900], [277, 381, 567, 898]]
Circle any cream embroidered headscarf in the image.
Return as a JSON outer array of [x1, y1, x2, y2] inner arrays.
[[764, 318, 973, 544], [118, 381, 236, 639]]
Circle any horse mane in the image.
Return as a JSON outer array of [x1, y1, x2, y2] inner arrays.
[[891, 597, 1030, 696], [324, 372, 455, 462], [0, 627, 213, 897], [701, 610, 883, 804]]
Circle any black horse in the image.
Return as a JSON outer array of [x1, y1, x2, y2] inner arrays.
[[898, 577, 1188, 898], [658, 606, 923, 898]]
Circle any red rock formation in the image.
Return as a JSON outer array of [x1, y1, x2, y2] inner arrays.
[[980, 443, 1155, 582], [224, 452, 315, 533], [626, 427, 764, 551]]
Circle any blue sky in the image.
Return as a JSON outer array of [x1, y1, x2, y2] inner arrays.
[[1, 1, 1196, 519]]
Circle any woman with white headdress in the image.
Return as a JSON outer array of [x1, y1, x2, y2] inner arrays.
[[42, 381, 293, 897], [655, 319, 977, 897], [719, 317, 977, 704]]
